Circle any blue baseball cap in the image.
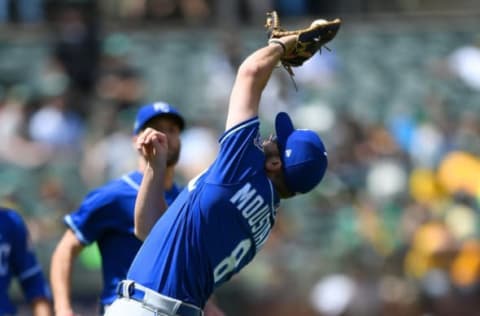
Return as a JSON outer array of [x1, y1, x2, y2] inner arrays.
[[133, 101, 185, 135], [275, 112, 328, 194]]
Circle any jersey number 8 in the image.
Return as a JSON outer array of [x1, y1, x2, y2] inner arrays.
[[213, 238, 252, 284]]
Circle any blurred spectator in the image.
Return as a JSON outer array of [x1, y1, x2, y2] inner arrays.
[[437, 151, 480, 197], [95, 32, 145, 112], [80, 32, 146, 186], [408, 168, 447, 206], [80, 118, 137, 187], [176, 125, 219, 181], [100, 32, 134, 73], [27, 71, 85, 157], [173, 0, 211, 24], [50, 2, 101, 111], [447, 38, 480, 91], [96, 66, 144, 112], [95, 66, 144, 114], [86, 35, 145, 146], [310, 274, 355, 316], [450, 239, 480, 290], [404, 220, 456, 280], [100, 0, 211, 25], [0, 84, 52, 168]]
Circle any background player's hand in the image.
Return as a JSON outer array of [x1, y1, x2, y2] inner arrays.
[[135, 127, 168, 170], [204, 300, 226, 316]]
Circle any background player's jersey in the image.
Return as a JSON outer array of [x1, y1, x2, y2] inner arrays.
[[0, 208, 50, 314], [64, 171, 181, 305], [128, 117, 280, 308]]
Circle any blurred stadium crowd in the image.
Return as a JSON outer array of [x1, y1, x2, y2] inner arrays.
[[2, 0, 480, 316]]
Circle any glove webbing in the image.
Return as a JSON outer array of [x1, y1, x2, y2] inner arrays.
[[266, 11, 333, 39], [266, 11, 335, 91]]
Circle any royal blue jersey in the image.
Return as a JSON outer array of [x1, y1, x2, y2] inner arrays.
[[128, 117, 280, 308], [0, 208, 50, 315], [64, 171, 181, 305]]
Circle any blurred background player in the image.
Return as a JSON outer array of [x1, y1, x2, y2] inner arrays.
[[0, 207, 52, 316], [49, 101, 224, 316], [49, 102, 184, 315], [105, 33, 328, 315]]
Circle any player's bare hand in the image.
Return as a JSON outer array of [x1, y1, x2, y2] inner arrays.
[[136, 127, 168, 170]]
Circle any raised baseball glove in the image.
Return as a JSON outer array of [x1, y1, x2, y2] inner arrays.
[[265, 11, 341, 80]]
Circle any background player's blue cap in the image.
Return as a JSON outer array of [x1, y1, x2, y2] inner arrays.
[[133, 101, 185, 134], [275, 112, 328, 194]]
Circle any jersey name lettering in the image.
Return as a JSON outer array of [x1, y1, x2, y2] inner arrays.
[[0, 243, 11, 276], [230, 183, 272, 250]]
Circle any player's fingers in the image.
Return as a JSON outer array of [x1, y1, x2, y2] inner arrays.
[[143, 129, 166, 146], [135, 138, 144, 150], [151, 140, 167, 155], [136, 129, 168, 158], [136, 139, 150, 152], [136, 135, 155, 153], [137, 128, 157, 144], [153, 132, 168, 146], [138, 128, 154, 144], [146, 133, 168, 152], [135, 131, 149, 148]]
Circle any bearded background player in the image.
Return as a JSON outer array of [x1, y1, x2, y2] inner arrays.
[[50, 102, 224, 316], [104, 12, 340, 316]]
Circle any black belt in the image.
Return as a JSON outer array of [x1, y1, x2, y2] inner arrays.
[[116, 280, 203, 316]]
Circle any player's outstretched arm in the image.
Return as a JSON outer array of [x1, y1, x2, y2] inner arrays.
[[134, 128, 169, 240], [225, 35, 297, 131], [50, 230, 84, 316]]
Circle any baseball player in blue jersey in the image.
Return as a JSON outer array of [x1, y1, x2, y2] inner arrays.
[[0, 208, 51, 316], [50, 102, 224, 316], [49, 102, 186, 316], [104, 34, 328, 316]]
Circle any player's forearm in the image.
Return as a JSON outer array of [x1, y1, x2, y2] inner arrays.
[[31, 298, 52, 316], [50, 252, 75, 315], [226, 39, 293, 130], [50, 234, 82, 315], [134, 164, 168, 240], [241, 44, 283, 83]]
